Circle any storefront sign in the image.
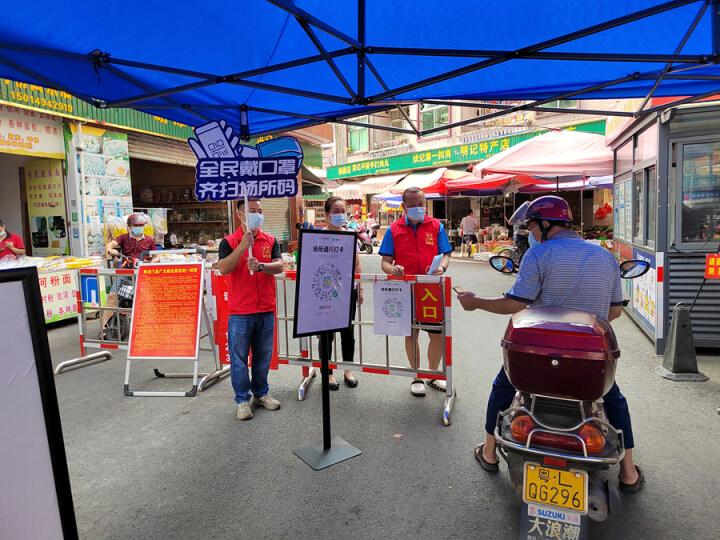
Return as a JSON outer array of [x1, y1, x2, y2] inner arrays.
[[0, 105, 64, 158], [705, 253, 720, 278], [293, 229, 357, 338], [189, 121, 302, 201], [38, 270, 78, 323], [632, 249, 657, 333], [128, 263, 204, 359], [414, 282, 444, 324], [327, 120, 606, 180], [24, 159, 68, 256], [373, 281, 411, 336]]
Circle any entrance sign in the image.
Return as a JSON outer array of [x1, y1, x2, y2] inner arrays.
[[414, 282, 444, 324], [0, 267, 78, 539], [374, 280, 411, 336], [293, 229, 357, 338], [705, 253, 720, 279], [128, 262, 204, 360], [188, 120, 302, 201]]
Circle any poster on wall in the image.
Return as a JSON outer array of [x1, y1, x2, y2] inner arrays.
[[293, 229, 357, 338], [24, 159, 68, 256], [374, 281, 411, 336], [0, 105, 64, 158], [632, 248, 657, 333], [70, 125, 133, 256]]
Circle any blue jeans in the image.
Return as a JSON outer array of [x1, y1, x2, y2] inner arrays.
[[228, 313, 275, 404], [485, 368, 635, 449]]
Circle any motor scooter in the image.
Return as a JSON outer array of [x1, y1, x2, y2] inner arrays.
[[487, 255, 650, 539], [356, 224, 374, 254]]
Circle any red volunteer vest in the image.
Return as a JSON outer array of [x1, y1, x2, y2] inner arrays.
[[389, 215, 441, 275], [225, 228, 277, 315]]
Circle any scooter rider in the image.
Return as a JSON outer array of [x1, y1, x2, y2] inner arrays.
[[457, 195, 644, 492]]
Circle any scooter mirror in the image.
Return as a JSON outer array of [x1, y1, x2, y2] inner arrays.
[[489, 255, 516, 274], [619, 259, 650, 279]]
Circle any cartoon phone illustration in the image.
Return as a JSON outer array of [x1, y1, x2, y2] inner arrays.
[[193, 121, 236, 158]]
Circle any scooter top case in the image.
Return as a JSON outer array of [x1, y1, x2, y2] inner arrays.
[[502, 306, 619, 401]]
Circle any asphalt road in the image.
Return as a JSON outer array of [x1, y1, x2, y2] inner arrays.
[[48, 254, 720, 540]]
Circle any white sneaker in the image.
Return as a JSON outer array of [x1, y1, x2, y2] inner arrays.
[[410, 380, 426, 397], [236, 401, 253, 420], [253, 394, 281, 410]]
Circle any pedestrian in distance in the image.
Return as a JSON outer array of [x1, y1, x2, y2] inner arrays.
[[379, 187, 453, 397], [318, 196, 364, 390], [218, 199, 285, 421]]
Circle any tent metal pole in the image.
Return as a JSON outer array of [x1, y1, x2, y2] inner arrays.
[[295, 18, 358, 99], [365, 0, 700, 102], [358, 0, 366, 100], [265, 0, 362, 48], [365, 57, 421, 135], [639, 86, 720, 115], [420, 73, 639, 136], [368, 47, 709, 64], [421, 100, 635, 117], [635, 0, 709, 115], [713, 0, 720, 55]]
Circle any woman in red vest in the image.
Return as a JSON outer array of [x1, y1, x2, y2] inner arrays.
[[319, 196, 364, 390], [378, 187, 453, 397]]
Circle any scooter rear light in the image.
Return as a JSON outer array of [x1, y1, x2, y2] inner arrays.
[[510, 415, 534, 443], [532, 432, 583, 453], [579, 424, 606, 454]]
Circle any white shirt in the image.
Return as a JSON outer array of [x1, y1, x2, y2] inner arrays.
[[460, 215, 479, 235]]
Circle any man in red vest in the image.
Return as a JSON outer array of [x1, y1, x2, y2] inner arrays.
[[218, 199, 284, 420], [379, 187, 453, 396]]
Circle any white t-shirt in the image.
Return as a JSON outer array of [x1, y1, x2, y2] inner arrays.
[[460, 216, 478, 235]]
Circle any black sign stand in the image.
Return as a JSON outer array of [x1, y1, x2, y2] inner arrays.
[[292, 229, 361, 470]]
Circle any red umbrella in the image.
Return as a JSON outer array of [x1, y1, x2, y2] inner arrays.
[[446, 172, 550, 195]]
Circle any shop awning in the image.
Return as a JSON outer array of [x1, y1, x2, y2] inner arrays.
[[331, 181, 364, 200], [475, 130, 614, 179], [390, 168, 448, 194], [356, 173, 408, 195], [446, 172, 551, 195], [520, 175, 614, 193], [0, 2, 715, 138]]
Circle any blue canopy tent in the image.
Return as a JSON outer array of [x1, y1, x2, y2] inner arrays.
[[1, 0, 720, 136]]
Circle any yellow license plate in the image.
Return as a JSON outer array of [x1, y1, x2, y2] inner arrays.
[[523, 463, 587, 514]]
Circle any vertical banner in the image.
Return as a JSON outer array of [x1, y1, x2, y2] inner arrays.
[[128, 263, 204, 359], [211, 271, 231, 366], [24, 159, 68, 256], [632, 248, 656, 333], [293, 229, 357, 338], [414, 282, 444, 324], [373, 280, 412, 336], [70, 125, 133, 256]]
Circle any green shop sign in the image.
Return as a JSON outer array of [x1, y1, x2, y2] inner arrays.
[[327, 119, 606, 180]]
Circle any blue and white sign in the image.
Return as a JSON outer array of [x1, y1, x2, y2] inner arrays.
[[188, 120, 302, 201]]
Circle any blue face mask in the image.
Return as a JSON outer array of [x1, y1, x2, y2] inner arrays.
[[131, 226, 144, 237], [329, 214, 348, 228], [528, 230, 540, 248], [406, 206, 425, 222], [247, 212, 264, 231]]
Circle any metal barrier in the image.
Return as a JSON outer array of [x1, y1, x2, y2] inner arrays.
[[274, 272, 457, 426], [55, 266, 230, 393]]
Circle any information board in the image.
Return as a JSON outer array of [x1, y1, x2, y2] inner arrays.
[[293, 229, 357, 338], [127, 262, 204, 360]]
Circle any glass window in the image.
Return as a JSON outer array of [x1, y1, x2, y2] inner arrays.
[[635, 124, 658, 163], [348, 116, 369, 153], [616, 141, 633, 174], [420, 104, 449, 136], [647, 166, 656, 243], [633, 171, 644, 240], [681, 142, 720, 243]]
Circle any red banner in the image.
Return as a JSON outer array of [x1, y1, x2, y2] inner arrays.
[[414, 282, 443, 324], [705, 254, 720, 279], [128, 263, 203, 359]]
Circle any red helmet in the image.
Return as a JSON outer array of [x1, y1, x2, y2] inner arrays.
[[509, 195, 573, 225]]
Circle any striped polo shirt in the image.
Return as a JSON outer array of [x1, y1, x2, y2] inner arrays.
[[506, 229, 623, 320]]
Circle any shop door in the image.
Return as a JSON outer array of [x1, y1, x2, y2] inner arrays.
[[261, 198, 291, 248], [128, 132, 196, 167]]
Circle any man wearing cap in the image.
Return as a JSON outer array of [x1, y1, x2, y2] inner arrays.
[[218, 199, 284, 421], [457, 195, 643, 492], [379, 186, 453, 397]]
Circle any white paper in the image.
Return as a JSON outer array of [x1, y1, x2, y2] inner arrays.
[[295, 230, 357, 336], [373, 280, 412, 336], [427, 254, 443, 275]]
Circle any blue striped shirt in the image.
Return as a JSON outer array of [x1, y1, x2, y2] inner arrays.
[[506, 230, 623, 320]]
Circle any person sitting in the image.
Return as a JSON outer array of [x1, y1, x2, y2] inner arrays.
[[457, 195, 643, 492]]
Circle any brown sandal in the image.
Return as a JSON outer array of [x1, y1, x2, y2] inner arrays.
[[474, 444, 499, 473]]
